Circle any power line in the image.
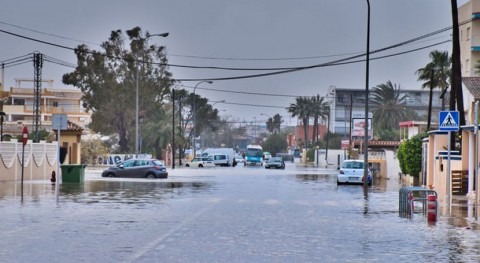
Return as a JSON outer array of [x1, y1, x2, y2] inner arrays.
[[0, 20, 100, 46], [0, 20, 451, 62], [0, 21, 457, 74], [1, 53, 34, 63]]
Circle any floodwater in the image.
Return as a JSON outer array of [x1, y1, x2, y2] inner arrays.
[[1, 166, 480, 263]]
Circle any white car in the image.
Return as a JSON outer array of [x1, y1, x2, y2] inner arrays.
[[234, 154, 244, 163], [185, 157, 215, 168], [263, 152, 272, 161], [337, 160, 372, 185]]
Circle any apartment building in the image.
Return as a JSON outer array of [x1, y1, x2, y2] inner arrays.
[[328, 87, 446, 138], [459, 0, 480, 124], [0, 79, 90, 137]]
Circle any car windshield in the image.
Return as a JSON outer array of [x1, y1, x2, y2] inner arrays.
[[268, 157, 281, 162], [152, 160, 164, 166], [343, 161, 363, 169]]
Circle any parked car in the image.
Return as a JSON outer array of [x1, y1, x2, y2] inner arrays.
[[264, 157, 285, 169], [101, 158, 168, 179], [336, 159, 371, 185], [234, 154, 245, 163], [185, 157, 215, 168]]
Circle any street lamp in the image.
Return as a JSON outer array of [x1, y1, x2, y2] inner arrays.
[[325, 90, 335, 161], [135, 32, 169, 157], [193, 81, 213, 158], [253, 117, 257, 143], [211, 100, 225, 107], [364, 0, 371, 188]]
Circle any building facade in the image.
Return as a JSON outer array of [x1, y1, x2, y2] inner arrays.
[[329, 87, 446, 138], [0, 79, 90, 138], [459, 0, 480, 124]]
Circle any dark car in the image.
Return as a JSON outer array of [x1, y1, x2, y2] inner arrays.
[[101, 158, 168, 179], [264, 157, 285, 169]]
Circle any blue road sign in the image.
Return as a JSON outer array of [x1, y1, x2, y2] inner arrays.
[[439, 111, 459, 131]]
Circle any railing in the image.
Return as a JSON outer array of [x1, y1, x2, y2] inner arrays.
[[399, 187, 437, 218], [8, 105, 87, 115]]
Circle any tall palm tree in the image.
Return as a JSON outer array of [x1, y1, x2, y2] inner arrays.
[[370, 81, 409, 131], [415, 50, 451, 130], [287, 97, 311, 148], [310, 95, 330, 144]]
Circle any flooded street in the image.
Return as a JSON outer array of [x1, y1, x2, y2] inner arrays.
[[2, 165, 480, 262]]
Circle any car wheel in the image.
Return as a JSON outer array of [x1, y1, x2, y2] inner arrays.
[[146, 173, 156, 179], [186, 164, 190, 167], [337, 179, 343, 185], [106, 173, 115, 178], [199, 164, 204, 168]]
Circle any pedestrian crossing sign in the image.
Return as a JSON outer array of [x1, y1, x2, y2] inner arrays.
[[439, 111, 459, 131]]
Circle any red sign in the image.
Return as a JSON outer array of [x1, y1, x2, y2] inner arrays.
[[22, 126, 28, 145], [341, 140, 349, 150]]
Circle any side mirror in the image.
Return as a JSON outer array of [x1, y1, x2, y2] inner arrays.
[[118, 164, 124, 168]]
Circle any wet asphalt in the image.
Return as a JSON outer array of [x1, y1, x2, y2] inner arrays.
[[1, 163, 480, 263]]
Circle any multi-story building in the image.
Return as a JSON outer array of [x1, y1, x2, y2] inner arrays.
[[328, 87, 446, 138], [459, 0, 480, 124], [0, 79, 90, 138]]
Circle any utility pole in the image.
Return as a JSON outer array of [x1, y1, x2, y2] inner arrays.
[[33, 52, 43, 143], [172, 88, 175, 169]]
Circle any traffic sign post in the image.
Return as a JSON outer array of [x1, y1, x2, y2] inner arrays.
[[21, 126, 28, 201], [52, 114, 67, 202], [439, 111, 459, 216]]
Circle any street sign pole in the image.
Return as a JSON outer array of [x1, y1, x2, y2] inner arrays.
[[439, 111, 459, 217], [447, 131, 451, 216], [52, 114, 68, 202], [21, 126, 28, 202]]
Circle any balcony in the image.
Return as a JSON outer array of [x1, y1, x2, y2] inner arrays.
[[471, 35, 480, 51], [3, 104, 88, 116]]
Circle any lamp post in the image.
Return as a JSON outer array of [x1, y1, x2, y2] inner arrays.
[[193, 81, 213, 158], [325, 90, 335, 161], [364, 0, 370, 189], [211, 100, 225, 107], [135, 32, 169, 157], [253, 117, 257, 143], [0, 111, 5, 142], [260, 113, 271, 131]]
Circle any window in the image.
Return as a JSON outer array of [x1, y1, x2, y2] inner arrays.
[[467, 27, 471, 40], [337, 94, 344, 103], [53, 101, 59, 107], [13, 99, 25, 105]]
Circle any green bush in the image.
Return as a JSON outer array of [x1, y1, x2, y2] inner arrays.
[[397, 132, 426, 177]]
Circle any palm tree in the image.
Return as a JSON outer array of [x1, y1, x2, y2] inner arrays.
[[287, 97, 311, 148], [415, 50, 450, 130], [310, 95, 330, 144], [370, 81, 410, 131]]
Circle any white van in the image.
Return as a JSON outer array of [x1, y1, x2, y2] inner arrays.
[[208, 154, 230, 166], [201, 148, 235, 166]]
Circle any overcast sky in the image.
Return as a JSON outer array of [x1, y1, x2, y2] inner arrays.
[[0, 0, 470, 125]]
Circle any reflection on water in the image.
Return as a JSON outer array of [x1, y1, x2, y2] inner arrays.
[[3, 171, 480, 262], [0, 179, 212, 204]]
